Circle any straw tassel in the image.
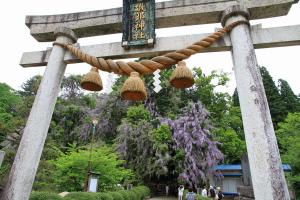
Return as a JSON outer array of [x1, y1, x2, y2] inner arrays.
[[80, 67, 103, 91], [121, 72, 147, 101], [169, 61, 194, 88]]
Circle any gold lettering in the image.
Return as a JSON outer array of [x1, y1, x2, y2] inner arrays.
[[134, 3, 145, 12], [134, 20, 145, 31], [132, 31, 146, 40], [134, 12, 145, 21]]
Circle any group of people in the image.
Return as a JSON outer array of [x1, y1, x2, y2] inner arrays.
[[201, 186, 224, 199], [177, 185, 224, 200]]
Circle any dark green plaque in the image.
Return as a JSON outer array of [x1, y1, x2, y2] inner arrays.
[[122, 0, 155, 48]]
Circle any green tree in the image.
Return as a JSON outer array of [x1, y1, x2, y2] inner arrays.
[[50, 146, 133, 192], [61, 75, 83, 100], [144, 67, 182, 117], [19, 75, 42, 96], [33, 139, 62, 191], [232, 88, 239, 107], [278, 79, 300, 113], [215, 129, 245, 164], [0, 83, 22, 143], [116, 105, 156, 178], [276, 113, 300, 195], [50, 103, 88, 147], [190, 68, 231, 121], [260, 66, 286, 126], [214, 106, 245, 163]]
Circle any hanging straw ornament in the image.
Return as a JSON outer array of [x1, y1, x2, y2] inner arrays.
[[121, 72, 147, 101], [80, 67, 103, 91], [169, 61, 194, 88]]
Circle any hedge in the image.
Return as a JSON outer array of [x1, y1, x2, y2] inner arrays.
[[29, 192, 62, 200], [96, 193, 113, 200], [30, 186, 150, 200], [116, 190, 130, 200], [126, 190, 139, 200], [64, 192, 98, 200], [108, 192, 124, 200]]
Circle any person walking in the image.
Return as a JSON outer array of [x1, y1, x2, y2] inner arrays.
[[178, 185, 184, 200], [201, 187, 208, 197], [209, 186, 216, 199], [166, 185, 169, 196], [216, 187, 224, 200], [186, 188, 196, 200]]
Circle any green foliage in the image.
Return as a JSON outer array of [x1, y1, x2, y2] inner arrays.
[[213, 105, 245, 163], [97, 193, 114, 200], [152, 125, 172, 144], [0, 83, 21, 113], [0, 83, 22, 142], [192, 68, 230, 120], [50, 146, 133, 192], [126, 105, 150, 123], [116, 190, 130, 200], [144, 67, 182, 116], [126, 190, 139, 200], [131, 188, 143, 200], [135, 186, 151, 197], [19, 75, 42, 96], [278, 79, 300, 113], [64, 192, 98, 200], [277, 112, 300, 153], [260, 66, 287, 127], [61, 75, 84, 100], [33, 140, 62, 191], [196, 194, 210, 200], [29, 192, 62, 200], [82, 95, 97, 109], [117, 117, 156, 179], [215, 129, 246, 163], [232, 88, 239, 107], [276, 113, 300, 195], [63, 186, 150, 200], [108, 192, 124, 200], [50, 103, 87, 146]]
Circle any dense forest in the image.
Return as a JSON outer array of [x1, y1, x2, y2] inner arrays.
[[0, 66, 299, 196]]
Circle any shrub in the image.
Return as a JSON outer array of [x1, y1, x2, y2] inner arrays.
[[29, 192, 62, 200], [117, 190, 130, 200], [64, 192, 98, 200], [127, 190, 139, 200], [50, 146, 133, 191], [136, 186, 150, 197], [196, 194, 211, 200], [131, 188, 143, 200], [108, 192, 124, 200], [96, 193, 113, 200]]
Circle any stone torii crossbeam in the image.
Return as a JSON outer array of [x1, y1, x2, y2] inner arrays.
[[2, 0, 299, 200]]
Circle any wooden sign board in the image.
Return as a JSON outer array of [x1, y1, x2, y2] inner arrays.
[[122, 0, 155, 49]]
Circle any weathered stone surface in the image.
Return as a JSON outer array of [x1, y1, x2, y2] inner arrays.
[[1, 28, 77, 200], [0, 151, 5, 167], [241, 153, 252, 186], [20, 24, 300, 67], [25, 0, 297, 41], [237, 186, 254, 198], [223, 7, 290, 200]]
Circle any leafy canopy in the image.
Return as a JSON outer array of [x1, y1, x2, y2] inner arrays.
[[50, 146, 133, 192]]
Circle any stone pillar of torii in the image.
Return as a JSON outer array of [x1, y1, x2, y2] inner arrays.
[[2, 0, 300, 200]]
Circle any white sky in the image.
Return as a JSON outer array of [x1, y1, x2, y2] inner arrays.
[[0, 0, 299, 95]]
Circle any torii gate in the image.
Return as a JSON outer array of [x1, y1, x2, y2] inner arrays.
[[2, 0, 300, 200]]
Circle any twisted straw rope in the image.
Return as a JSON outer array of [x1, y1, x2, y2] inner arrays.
[[54, 20, 249, 76]]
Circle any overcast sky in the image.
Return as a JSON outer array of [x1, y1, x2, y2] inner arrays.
[[0, 0, 299, 95]]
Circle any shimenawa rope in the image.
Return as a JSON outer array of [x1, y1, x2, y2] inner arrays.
[[53, 20, 249, 76]]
